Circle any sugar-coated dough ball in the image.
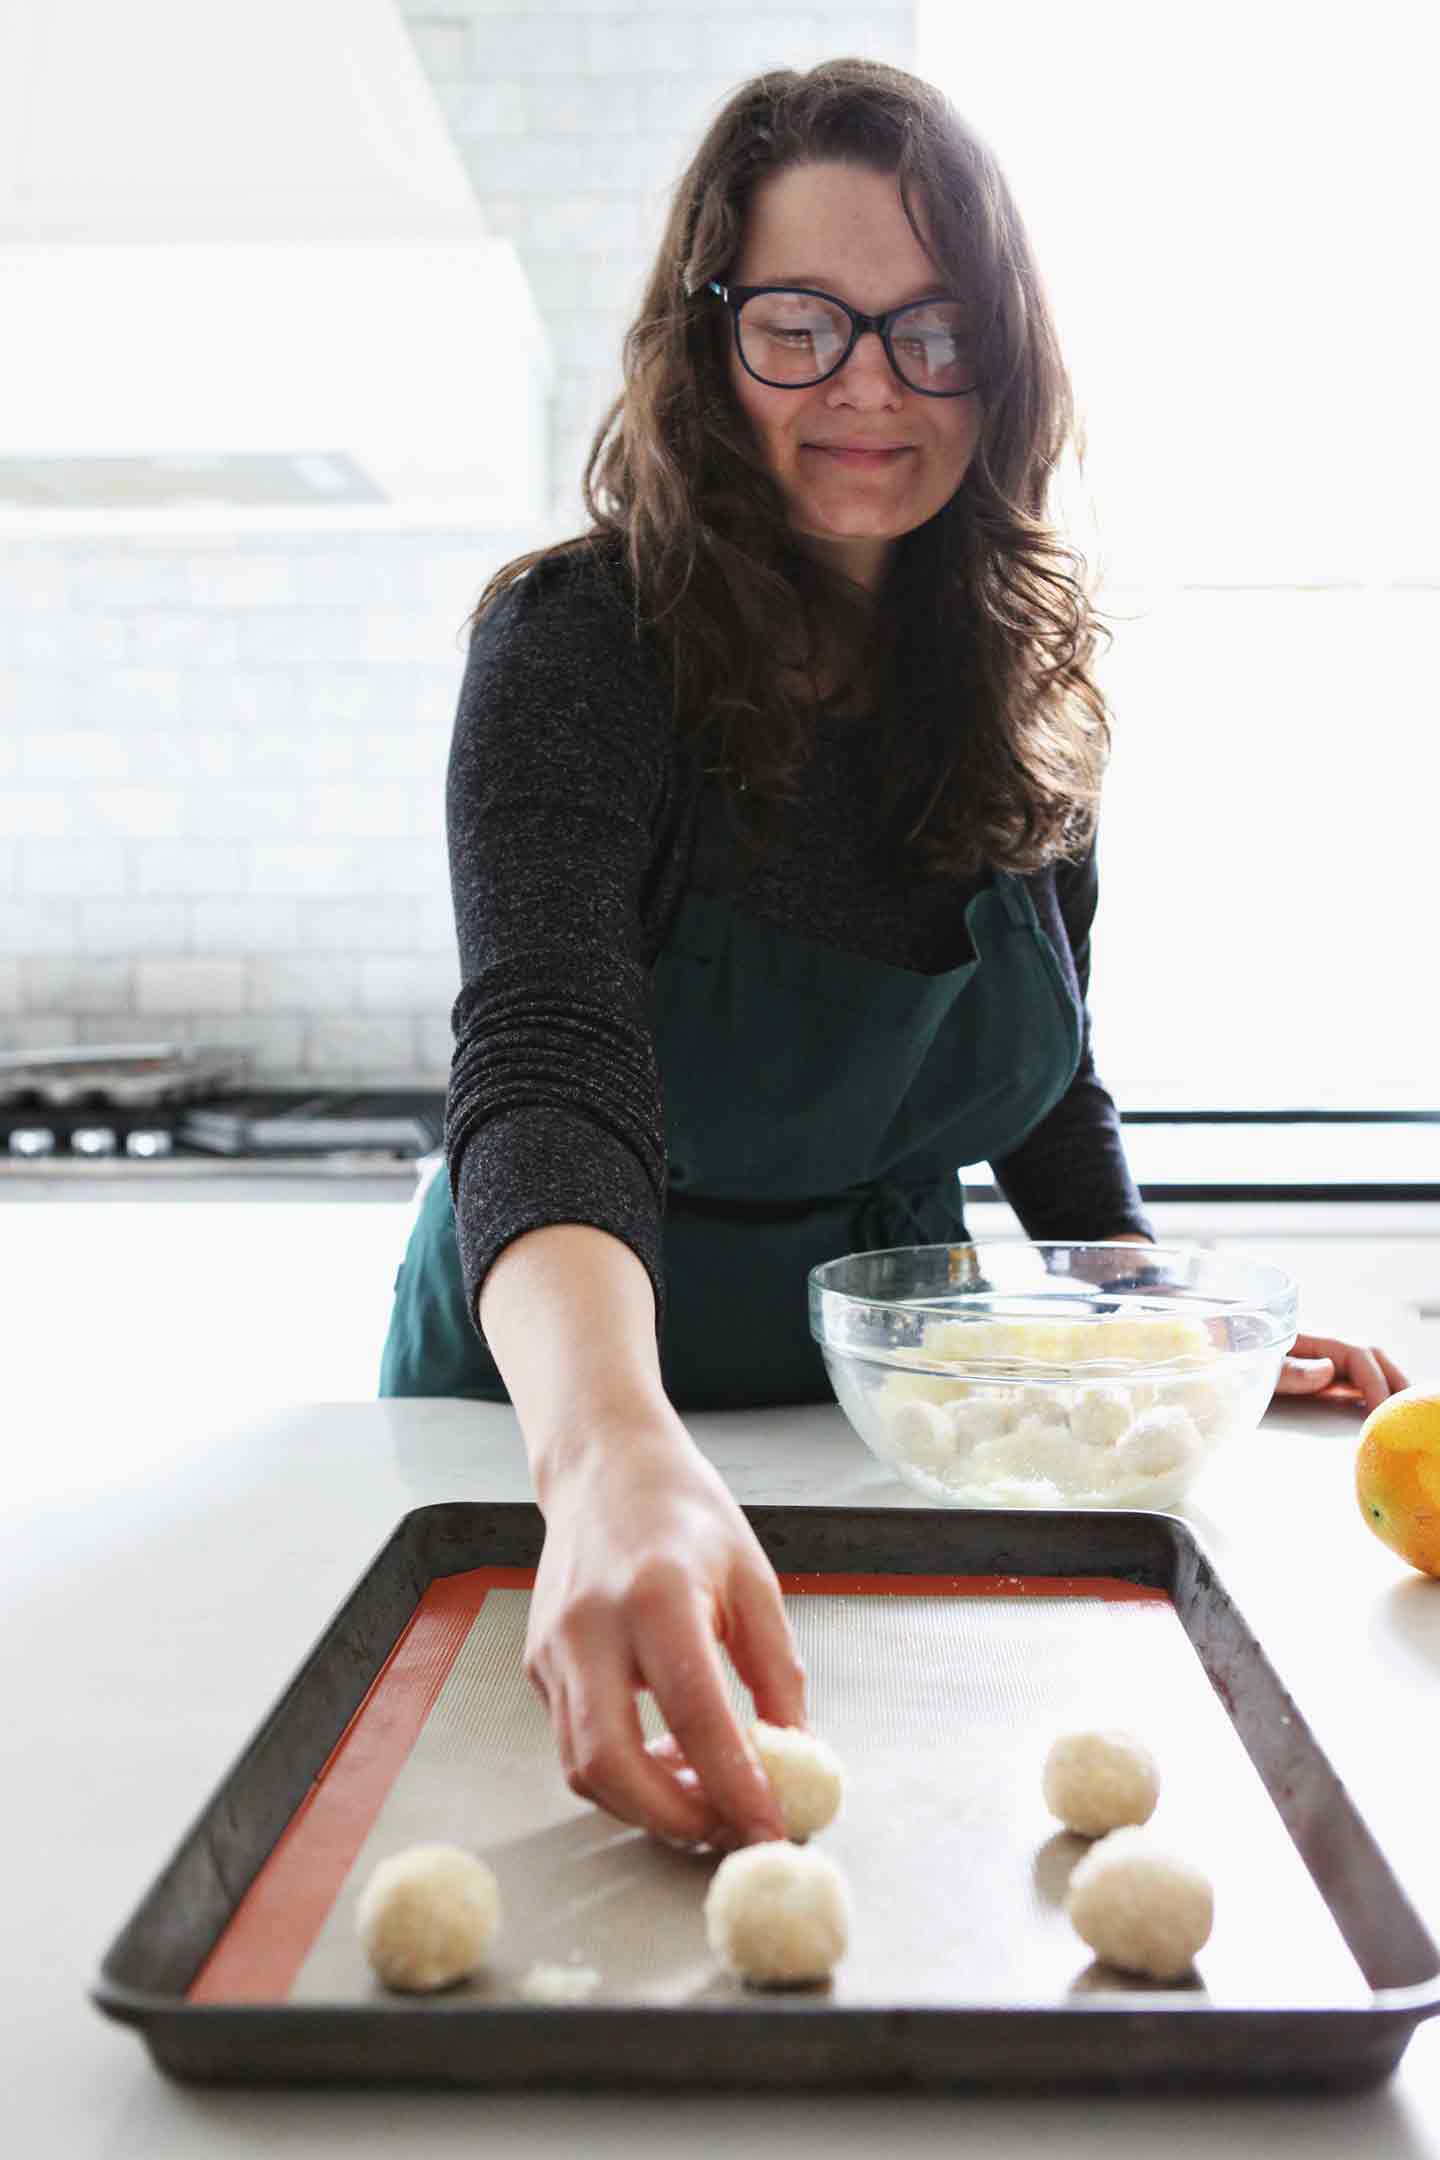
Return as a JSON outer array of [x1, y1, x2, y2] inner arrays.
[[1070, 1384, 1134, 1450], [750, 1721, 845, 1840], [356, 1844, 501, 1992], [1043, 1729, 1160, 1837], [704, 1840, 851, 1986], [1157, 1375, 1229, 1439], [948, 1393, 1020, 1450], [883, 1397, 958, 1473], [1114, 1405, 1203, 1478], [1065, 1826, 1213, 1980]]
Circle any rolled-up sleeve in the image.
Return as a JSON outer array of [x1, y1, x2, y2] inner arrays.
[[443, 558, 676, 1341], [987, 834, 1156, 1243]]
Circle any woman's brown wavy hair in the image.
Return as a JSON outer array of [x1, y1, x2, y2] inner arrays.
[[467, 57, 1115, 879]]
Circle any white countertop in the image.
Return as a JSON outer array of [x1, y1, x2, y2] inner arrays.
[[8, 1378, 1440, 2158]]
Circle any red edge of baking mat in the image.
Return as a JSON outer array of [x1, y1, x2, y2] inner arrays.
[[188, 1564, 1168, 2005]]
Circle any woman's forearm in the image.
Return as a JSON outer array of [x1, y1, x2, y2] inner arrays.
[[476, 1222, 687, 1508]]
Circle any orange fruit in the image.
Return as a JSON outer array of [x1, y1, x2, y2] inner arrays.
[[1355, 1387, 1440, 1577]]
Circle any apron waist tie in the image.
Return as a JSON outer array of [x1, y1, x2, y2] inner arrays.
[[667, 1170, 969, 1254]]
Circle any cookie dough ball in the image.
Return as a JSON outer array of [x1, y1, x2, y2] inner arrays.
[[948, 1392, 1021, 1451], [356, 1844, 501, 1993], [704, 1840, 851, 1987], [1070, 1384, 1134, 1450], [750, 1721, 845, 1840], [1065, 1826, 1213, 1980], [1109, 1406, 1205, 1506], [882, 1397, 959, 1475], [1043, 1729, 1159, 1837]]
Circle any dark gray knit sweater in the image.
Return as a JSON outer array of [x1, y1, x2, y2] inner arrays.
[[445, 546, 1155, 1337]]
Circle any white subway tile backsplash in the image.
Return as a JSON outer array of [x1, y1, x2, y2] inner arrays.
[[136, 843, 249, 896], [3, 1014, 79, 1049], [20, 957, 132, 1015], [250, 955, 360, 1013], [350, 730, 446, 782], [248, 841, 429, 898], [68, 557, 190, 610], [436, 78, 529, 138], [235, 610, 369, 666], [73, 1013, 187, 1047], [75, 899, 190, 953], [133, 731, 240, 784], [297, 782, 420, 841], [232, 726, 355, 782], [417, 1013, 457, 1074], [359, 955, 460, 1013], [465, 14, 596, 75], [0, 791, 79, 839], [304, 1015, 422, 1077], [296, 555, 427, 609], [136, 958, 249, 1014], [192, 898, 303, 953], [182, 786, 303, 840], [0, 900, 80, 955], [90, 789, 188, 841], [130, 613, 243, 668], [296, 897, 425, 953], [187, 557, 302, 609], [186, 668, 303, 729], [80, 669, 188, 727], [21, 841, 128, 898], [17, 729, 130, 783], [16, 615, 129, 667], [587, 15, 698, 73], [168, 1014, 306, 1072], [298, 666, 414, 729]]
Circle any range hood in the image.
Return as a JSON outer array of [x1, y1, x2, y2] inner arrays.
[[0, 0, 553, 535]]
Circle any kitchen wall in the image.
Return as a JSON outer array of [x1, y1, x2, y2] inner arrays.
[[0, 4, 915, 1083]]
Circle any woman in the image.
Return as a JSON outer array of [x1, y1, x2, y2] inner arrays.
[[381, 61, 1408, 1852]]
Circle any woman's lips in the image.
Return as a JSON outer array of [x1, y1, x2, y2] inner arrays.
[[803, 444, 912, 467]]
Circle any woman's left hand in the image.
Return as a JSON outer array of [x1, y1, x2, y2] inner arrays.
[[1272, 1331, 1410, 1413], [1103, 1234, 1411, 1414]]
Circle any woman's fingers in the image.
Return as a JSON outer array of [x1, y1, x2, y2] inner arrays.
[[1279, 1332, 1412, 1413], [556, 1661, 725, 1845], [632, 1590, 785, 1847], [720, 1566, 808, 1731]]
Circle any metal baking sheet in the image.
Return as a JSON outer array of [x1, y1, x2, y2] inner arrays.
[[92, 1505, 1440, 2091]]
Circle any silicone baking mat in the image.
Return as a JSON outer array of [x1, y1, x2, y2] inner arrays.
[[189, 1565, 1366, 2012]]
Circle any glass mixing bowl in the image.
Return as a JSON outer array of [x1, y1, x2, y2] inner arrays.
[[809, 1242, 1298, 1510]]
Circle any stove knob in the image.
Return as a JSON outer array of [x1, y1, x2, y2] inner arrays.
[[71, 1126, 119, 1156], [9, 1127, 57, 1157], [125, 1129, 174, 1159]]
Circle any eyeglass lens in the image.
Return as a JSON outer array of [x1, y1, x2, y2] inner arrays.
[[736, 290, 978, 394]]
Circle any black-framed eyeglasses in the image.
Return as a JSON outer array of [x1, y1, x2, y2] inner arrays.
[[707, 280, 981, 398]]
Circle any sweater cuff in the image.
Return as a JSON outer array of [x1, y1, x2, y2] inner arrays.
[[449, 1104, 666, 1347]]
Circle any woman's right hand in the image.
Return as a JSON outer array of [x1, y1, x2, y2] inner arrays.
[[525, 1414, 806, 1849]]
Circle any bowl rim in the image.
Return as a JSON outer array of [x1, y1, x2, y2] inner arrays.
[[808, 1239, 1299, 1371]]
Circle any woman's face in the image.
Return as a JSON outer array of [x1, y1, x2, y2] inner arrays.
[[723, 160, 984, 592]]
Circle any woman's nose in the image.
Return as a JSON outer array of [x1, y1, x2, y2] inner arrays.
[[827, 328, 904, 404]]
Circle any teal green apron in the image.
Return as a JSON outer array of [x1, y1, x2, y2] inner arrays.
[[379, 776, 1080, 1410]]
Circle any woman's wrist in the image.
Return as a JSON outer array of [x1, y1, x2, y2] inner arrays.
[[528, 1391, 694, 1513]]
